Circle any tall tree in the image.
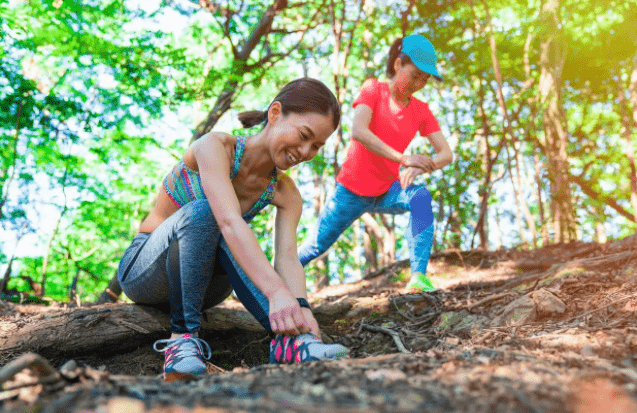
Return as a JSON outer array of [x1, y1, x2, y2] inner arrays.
[[538, 0, 576, 243]]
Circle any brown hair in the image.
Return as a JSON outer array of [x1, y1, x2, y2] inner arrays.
[[237, 78, 341, 129], [385, 38, 413, 78]]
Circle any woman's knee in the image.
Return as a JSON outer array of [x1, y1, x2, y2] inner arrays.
[[175, 200, 217, 233], [409, 187, 432, 208], [410, 188, 434, 233]]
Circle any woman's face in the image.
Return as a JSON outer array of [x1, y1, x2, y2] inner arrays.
[[393, 58, 431, 96], [267, 103, 335, 170]]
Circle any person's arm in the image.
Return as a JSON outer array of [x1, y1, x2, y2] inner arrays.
[[351, 104, 434, 170], [195, 134, 309, 337], [271, 175, 320, 336], [425, 130, 454, 170], [400, 132, 454, 188]]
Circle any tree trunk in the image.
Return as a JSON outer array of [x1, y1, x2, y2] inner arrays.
[[538, 0, 576, 243], [594, 206, 607, 243], [378, 214, 396, 264], [630, 54, 637, 126], [493, 204, 503, 250], [513, 146, 538, 248], [0, 257, 13, 295], [534, 140, 550, 246], [0, 100, 23, 220], [96, 271, 122, 304], [191, 0, 288, 141], [615, 71, 637, 224], [361, 213, 386, 269]]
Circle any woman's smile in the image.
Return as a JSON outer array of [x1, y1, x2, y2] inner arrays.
[[285, 149, 299, 165]]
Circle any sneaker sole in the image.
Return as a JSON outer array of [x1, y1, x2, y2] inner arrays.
[[164, 372, 199, 382]]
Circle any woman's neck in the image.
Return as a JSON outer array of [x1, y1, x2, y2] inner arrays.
[[241, 131, 276, 174]]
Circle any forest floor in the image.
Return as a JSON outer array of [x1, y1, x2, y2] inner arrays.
[[1, 236, 637, 413]]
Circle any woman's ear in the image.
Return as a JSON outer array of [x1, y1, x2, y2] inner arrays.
[[393, 57, 403, 75], [268, 101, 282, 124]]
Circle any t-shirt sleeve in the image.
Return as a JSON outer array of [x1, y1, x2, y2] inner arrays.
[[352, 78, 379, 110], [419, 103, 442, 136]]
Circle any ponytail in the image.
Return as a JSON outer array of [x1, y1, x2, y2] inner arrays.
[[237, 110, 268, 128], [237, 78, 340, 130], [385, 37, 413, 78]]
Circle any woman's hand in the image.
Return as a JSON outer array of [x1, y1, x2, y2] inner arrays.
[[400, 166, 425, 188], [401, 154, 435, 173], [268, 287, 311, 336], [301, 307, 320, 336]]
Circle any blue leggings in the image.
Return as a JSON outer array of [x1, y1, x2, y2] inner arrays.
[[298, 181, 434, 274], [117, 200, 271, 334]]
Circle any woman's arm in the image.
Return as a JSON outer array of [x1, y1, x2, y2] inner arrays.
[[352, 104, 434, 170], [195, 135, 309, 336], [425, 130, 454, 170], [271, 175, 320, 336]]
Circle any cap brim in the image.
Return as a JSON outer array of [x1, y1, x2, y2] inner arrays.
[[414, 62, 443, 81]]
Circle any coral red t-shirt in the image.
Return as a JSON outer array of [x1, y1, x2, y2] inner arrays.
[[336, 78, 441, 196]]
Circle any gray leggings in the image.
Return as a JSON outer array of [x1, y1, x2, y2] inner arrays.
[[117, 200, 271, 334]]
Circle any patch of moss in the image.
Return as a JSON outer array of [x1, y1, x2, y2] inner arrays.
[[542, 266, 586, 285], [388, 270, 410, 283], [624, 265, 637, 278]]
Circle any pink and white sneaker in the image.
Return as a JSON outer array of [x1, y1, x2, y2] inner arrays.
[[153, 334, 212, 381], [269, 333, 349, 364]]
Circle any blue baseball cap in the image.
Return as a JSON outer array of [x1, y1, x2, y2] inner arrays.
[[401, 34, 442, 81]]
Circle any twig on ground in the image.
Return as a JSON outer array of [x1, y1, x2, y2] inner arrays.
[[562, 292, 637, 324], [356, 317, 367, 335], [362, 324, 410, 354], [392, 297, 415, 321], [0, 353, 61, 389], [467, 292, 518, 310]]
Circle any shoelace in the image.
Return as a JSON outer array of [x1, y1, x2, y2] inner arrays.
[[271, 333, 348, 363], [153, 335, 212, 361]]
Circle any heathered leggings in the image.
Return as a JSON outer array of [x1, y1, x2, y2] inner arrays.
[[298, 181, 435, 273], [117, 200, 271, 334]]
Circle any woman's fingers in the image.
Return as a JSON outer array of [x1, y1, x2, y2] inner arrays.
[[404, 154, 435, 172], [292, 310, 310, 334], [281, 315, 300, 336], [270, 308, 308, 336]]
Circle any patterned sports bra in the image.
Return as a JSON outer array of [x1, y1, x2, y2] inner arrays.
[[163, 136, 278, 222]]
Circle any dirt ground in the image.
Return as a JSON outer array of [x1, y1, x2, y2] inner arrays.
[[1, 237, 637, 413]]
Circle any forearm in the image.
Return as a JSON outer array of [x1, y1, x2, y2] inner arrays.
[[219, 217, 286, 299], [274, 256, 307, 299], [352, 128, 403, 163], [432, 148, 453, 170]]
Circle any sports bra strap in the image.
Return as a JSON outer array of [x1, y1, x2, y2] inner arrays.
[[230, 136, 246, 180]]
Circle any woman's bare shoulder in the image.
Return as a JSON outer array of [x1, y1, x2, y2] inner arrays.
[[184, 132, 237, 167], [197, 131, 236, 149]]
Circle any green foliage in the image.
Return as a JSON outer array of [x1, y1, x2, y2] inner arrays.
[[1, 0, 636, 302]]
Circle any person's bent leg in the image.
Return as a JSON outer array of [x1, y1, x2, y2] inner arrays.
[[118, 199, 221, 380], [218, 239, 349, 364], [298, 183, 371, 267], [374, 182, 436, 291]]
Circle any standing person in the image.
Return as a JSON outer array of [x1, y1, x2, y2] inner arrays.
[[117, 78, 349, 382], [298, 34, 454, 291]]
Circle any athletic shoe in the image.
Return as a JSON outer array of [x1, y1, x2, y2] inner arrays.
[[269, 333, 349, 364], [406, 272, 437, 292], [153, 334, 212, 381]]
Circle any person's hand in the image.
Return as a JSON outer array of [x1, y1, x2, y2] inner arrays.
[[268, 287, 311, 336], [400, 166, 425, 188], [401, 154, 435, 173], [301, 307, 320, 336]]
